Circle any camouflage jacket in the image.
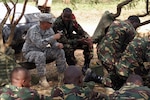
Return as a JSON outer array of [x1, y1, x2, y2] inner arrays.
[[0, 48, 19, 86], [52, 15, 90, 45], [116, 36, 150, 77], [109, 82, 150, 100], [49, 83, 107, 100], [0, 84, 40, 100], [22, 24, 59, 54], [97, 20, 137, 67]]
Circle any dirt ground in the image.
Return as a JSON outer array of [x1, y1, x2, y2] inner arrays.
[[23, 3, 150, 96]]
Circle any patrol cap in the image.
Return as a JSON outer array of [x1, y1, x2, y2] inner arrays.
[[39, 13, 54, 23]]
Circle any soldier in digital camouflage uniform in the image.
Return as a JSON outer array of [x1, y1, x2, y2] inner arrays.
[[52, 8, 93, 74], [0, 67, 40, 100], [22, 13, 67, 87], [109, 74, 150, 100], [84, 16, 141, 90], [45, 65, 108, 100]]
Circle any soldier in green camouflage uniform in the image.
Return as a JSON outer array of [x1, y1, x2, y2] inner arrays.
[[0, 47, 20, 86], [116, 35, 150, 77], [109, 74, 150, 100], [85, 35, 150, 90], [84, 16, 141, 90], [53, 8, 93, 74], [47, 65, 107, 100], [97, 15, 140, 72], [0, 67, 40, 100]]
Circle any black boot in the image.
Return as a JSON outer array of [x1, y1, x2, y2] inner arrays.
[[84, 68, 103, 83], [82, 64, 90, 75], [82, 57, 91, 75]]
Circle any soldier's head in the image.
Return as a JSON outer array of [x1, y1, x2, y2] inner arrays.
[[64, 65, 83, 86], [126, 74, 143, 86], [128, 15, 140, 29], [39, 13, 54, 30], [10, 67, 31, 88], [61, 7, 72, 22]]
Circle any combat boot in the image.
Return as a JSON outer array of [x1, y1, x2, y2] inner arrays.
[[39, 76, 50, 88], [84, 68, 103, 83], [82, 64, 89, 75], [84, 68, 112, 87]]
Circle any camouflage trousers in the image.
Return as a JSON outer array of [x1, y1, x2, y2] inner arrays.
[[63, 42, 93, 66], [23, 48, 67, 76]]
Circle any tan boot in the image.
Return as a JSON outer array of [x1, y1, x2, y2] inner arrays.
[[39, 76, 50, 88]]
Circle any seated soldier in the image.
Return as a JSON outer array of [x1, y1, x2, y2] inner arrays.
[[52, 8, 93, 74], [0, 67, 40, 100], [109, 74, 150, 99], [22, 13, 67, 87], [48, 65, 108, 100]]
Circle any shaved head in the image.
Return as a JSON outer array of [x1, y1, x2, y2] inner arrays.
[[10, 67, 31, 87], [64, 65, 83, 86], [126, 74, 143, 86]]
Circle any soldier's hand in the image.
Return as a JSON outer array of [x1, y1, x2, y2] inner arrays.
[[57, 43, 64, 49], [78, 38, 92, 44], [53, 33, 62, 40]]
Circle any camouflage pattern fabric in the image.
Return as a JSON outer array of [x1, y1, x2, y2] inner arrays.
[[116, 36, 150, 77], [92, 11, 115, 43], [109, 82, 150, 100], [0, 84, 40, 100], [53, 15, 93, 65], [0, 47, 19, 86], [50, 82, 108, 100], [97, 20, 137, 72], [22, 24, 67, 76]]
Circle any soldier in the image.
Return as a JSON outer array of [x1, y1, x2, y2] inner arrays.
[[48, 65, 108, 100], [97, 15, 140, 72], [109, 74, 150, 99], [116, 35, 150, 77], [85, 35, 150, 90], [0, 47, 20, 86], [22, 13, 67, 87], [84, 16, 141, 90], [0, 67, 40, 100], [53, 8, 93, 74]]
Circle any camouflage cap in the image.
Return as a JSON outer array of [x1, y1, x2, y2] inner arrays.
[[39, 13, 55, 23]]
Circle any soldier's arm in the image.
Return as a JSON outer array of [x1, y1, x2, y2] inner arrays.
[[73, 20, 90, 38], [27, 28, 57, 48]]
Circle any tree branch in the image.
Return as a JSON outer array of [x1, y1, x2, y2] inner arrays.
[[6, 0, 28, 47], [113, 0, 133, 18]]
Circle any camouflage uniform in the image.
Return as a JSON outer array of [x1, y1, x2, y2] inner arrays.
[[22, 24, 67, 76], [109, 82, 150, 100], [116, 36, 150, 77], [97, 20, 137, 72], [0, 84, 40, 100], [53, 15, 93, 66], [49, 82, 108, 100], [0, 47, 19, 86]]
